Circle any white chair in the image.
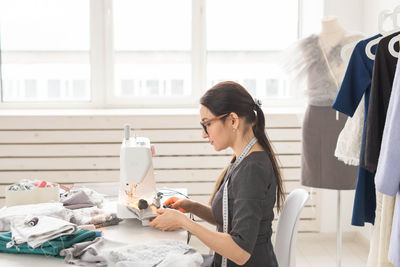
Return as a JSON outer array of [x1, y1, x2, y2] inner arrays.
[[274, 188, 309, 267]]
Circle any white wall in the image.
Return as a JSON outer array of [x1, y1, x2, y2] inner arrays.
[[362, 0, 400, 35], [323, 0, 400, 34], [318, 188, 372, 241], [318, 189, 355, 232], [323, 0, 364, 33]]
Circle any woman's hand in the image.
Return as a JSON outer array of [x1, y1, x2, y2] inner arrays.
[[149, 209, 188, 231], [163, 197, 193, 213]]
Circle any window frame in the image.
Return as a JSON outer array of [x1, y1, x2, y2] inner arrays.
[[0, 0, 308, 109]]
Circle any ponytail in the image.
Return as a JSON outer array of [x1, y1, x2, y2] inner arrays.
[[252, 105, 285, 212]]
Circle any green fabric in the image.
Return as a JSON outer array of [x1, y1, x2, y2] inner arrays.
[[0, 229, 97, 257]]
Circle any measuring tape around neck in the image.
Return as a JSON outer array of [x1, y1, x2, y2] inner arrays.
[[221, 137, 257, 267]]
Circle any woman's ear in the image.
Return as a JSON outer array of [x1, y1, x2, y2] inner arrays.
[[230, 112, 240, 130]]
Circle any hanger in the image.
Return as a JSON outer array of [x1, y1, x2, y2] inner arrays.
[[387, 5, 400, 58], [365, 8, 400, 60], [365, 10, 393, 60], [340, 33, 364, 62], [388, 34, 399, 58], [379, 9, 395, 33]]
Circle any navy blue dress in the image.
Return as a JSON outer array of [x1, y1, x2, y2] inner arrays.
[[332, 34, 381, 226]]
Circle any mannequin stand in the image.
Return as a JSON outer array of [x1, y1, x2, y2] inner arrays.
[[337, 190, 342, 267]]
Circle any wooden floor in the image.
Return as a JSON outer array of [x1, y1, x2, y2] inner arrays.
[[189, 232, 370, 267]]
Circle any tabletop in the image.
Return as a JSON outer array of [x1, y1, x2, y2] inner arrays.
[[0, 218, 187, 266], [0, 187, 189, 266]]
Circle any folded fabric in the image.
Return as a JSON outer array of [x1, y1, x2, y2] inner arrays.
[[103, 239, 203, 267], [68, 187, 104, 208], [70, 207, 121, 227], [0, 202, 70, 231], [0, 229, 97, 257], [10, 215, 77, 248], [60, 237, 107, 266], [62, 191, 95, 210]]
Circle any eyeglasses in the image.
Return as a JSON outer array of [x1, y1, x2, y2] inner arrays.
[[200, 113, 229, 135]]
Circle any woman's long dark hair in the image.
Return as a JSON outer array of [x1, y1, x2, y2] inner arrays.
[[201, 81, 285, 211]]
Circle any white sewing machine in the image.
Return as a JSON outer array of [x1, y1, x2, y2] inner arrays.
[[117, 124, 160, 226]]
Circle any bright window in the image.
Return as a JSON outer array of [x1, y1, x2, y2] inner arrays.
[[113, 0, 192, 101], [0, 0, 90, 103], [0, 0, 323, 108], [206, 0, 299, 100]]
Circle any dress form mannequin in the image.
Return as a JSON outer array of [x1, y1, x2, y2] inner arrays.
[[297, 15, 358, 190], [320, 16, 348, 267], [286, 15, 359, 190], [319, 16, 348, 53], [291, 16, 361, 267]]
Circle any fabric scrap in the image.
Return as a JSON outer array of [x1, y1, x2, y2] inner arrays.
[[0, 229, 97, 257], [0, 202, 69, 232], [10, 215, 77, 248]]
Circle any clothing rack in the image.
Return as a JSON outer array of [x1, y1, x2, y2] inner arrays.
[[333, 6, 400, 267]]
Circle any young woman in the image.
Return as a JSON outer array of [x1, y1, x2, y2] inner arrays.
[[149, 81, 284, 267]]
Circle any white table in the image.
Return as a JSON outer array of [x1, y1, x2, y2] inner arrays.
[[0, 187, 189, 267], [0, 218, 187, 267]]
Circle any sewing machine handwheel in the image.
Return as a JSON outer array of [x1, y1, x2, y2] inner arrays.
[[138, 199, 149, 210]]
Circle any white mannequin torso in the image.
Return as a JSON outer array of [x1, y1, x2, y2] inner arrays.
[[318, 16, 350, 88], [287, 16, 363, 106], [319, 16, 348, 54]]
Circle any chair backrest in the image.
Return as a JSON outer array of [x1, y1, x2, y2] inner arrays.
[[274, 188, 309, 267]]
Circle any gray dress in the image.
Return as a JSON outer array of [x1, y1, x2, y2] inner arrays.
[[302, 105, 357, 189], [288, 34, 360, 190], [208, 151, 278, 267]]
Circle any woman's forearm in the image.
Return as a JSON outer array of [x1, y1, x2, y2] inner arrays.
[[182, 218, 250, 266], [188, 201, 216, 225]]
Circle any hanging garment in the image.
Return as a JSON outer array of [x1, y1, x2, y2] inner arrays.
[[301, 105, 357, 189], [332, 34, 382, 226], [367, 191, 396, 267], [334, 95, 364, 166], [387, 193, 399, 267], [361, 31, 400, 173], [375, 51, 400, 267]]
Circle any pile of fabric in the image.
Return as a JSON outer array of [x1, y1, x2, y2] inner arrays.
[[0, 183, 119, 265], [0, 213, 99, 258], [0, 182, 202, 266]]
